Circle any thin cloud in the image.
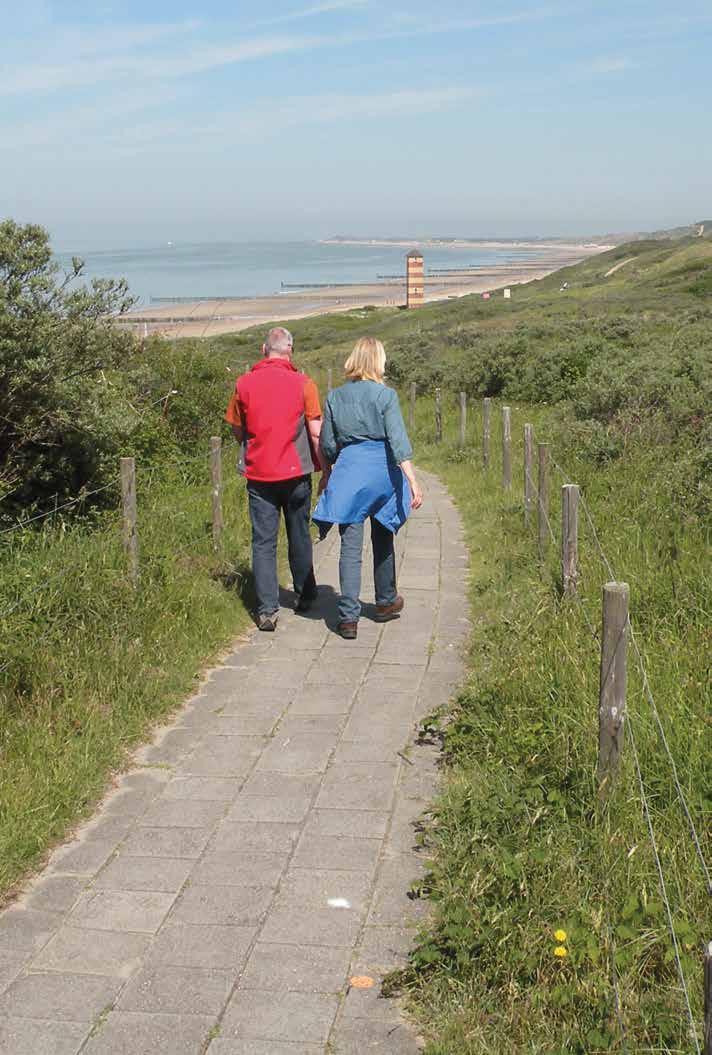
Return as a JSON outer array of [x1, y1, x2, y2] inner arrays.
[[258, 1, 369, 25], [585, 57, 634, 74], [9, 85, 477, 158], [2, 6, 569, 98]]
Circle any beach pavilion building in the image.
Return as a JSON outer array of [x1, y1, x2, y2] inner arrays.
[[406, 249, 424, 308]]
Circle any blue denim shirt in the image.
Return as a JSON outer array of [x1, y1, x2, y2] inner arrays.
[[320, 380, 413, 465]]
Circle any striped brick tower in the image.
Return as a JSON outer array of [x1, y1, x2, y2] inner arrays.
[[406, 248, 424, 308]]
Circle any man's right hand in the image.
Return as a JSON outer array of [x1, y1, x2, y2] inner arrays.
[[318, 469, 331, 495]]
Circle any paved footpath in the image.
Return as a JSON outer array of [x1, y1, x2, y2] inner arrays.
[[0, 471, 468, 1055]]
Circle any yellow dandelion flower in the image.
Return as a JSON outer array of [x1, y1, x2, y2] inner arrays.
[[554, 946, 568, 958], [554, 929, 567, 942]]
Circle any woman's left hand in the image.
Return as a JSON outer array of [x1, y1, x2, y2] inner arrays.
[[410, 479, 423, 510]]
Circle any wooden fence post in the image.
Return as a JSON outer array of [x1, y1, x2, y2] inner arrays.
[[483, 397, 492, 468], [210, 436, 223, 551], [435, 387, 442, 443], [459, 392, 467, 448], [409, 382, 416, 433], [120, 457, 139, 587], [524, 423, 535, 525], [327, 367, 333, 391], [502, 406, 512, 490], [597, 582, 629, 792], [537, 443, 550, 560], [704, 939, 712, 1055], [562, 484, 580, 596]]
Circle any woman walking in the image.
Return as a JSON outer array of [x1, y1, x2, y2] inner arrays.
[[314, 337, 423, 639]]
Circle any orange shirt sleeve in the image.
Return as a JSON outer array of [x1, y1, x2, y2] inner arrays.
[[303, 378, 322, 420], [225, 385, 243, 428]]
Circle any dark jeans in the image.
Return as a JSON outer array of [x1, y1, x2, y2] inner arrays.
[[338, 517, 397, 623], [247, 476, 315, 616]]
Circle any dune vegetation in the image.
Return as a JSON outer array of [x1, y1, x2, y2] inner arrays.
[[1, 222, 709, 1052]]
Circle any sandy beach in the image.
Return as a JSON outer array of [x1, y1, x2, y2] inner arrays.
[[118, 243, 610, 339]]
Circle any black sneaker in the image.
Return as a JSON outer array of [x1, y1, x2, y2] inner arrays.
[[258, 612, 279, 632], [295, 588, 318, 613]]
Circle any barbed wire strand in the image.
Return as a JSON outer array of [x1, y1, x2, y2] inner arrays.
[[627, 714, 702, 1054], [628, 622, 712, 896], [0, 475, 121, 537], [605, 910, 630, 1051]]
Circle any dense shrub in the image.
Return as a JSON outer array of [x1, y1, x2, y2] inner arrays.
[[0, 221, 135, 514]]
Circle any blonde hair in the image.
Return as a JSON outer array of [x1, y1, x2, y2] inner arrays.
[[344, 337, 386, 383]]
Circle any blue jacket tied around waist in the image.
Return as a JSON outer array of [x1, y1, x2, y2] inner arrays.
[[313, 439, 411, 533], [313, 381, 413, 534]]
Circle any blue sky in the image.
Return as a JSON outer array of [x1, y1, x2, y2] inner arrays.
[[2, 0, 711, 248]]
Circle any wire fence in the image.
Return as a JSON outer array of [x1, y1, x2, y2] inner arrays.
[[2, 384, 708, 1047], [419, 390, 709, 1050]]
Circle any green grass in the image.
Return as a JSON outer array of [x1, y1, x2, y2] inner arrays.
[[390, 400, 710, 1053], [0, 456, 253, 900], [1, 229, 708, 1051]]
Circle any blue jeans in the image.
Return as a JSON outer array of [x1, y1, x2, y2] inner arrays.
[[338, 517, 397, 623], [247, 476, 315, 616]]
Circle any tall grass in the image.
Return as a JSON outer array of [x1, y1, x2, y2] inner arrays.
[[394, 395, 709, 1053], [0, 454, 253, 900]]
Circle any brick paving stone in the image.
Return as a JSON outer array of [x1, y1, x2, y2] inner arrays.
[[48, 839, 117, 876], [137, 798, 227, 829], [208, 821, 300, 855], [206, 1041, 323, 1055], [0, 956, 25, 998], [67, 890, 176, 934], [0, 1017, 89, 1055], [145, 923, 255, 970], [178, 737, 266, 778], [275, 714, 345, 736], [291, 834, 381, 873], [211, 714, 280, 737], [23, 875, 87, 915], [254, 733, 335, 774], [227, 795, 314, 824], [341, 982, 403, 1022], [220, 990, 338, 1045], [169, 885, 273, 928], [316, 764, 398, 812], [136, 728, 197, 765], [239, 942, 351, 993], [34, 927, 150, 977], [93, 855, 193, 893], [161, 777, 241, 802], [0, 909, 58, 957], [190, 851, 288, 888], [329, 1018, 420, 1053], [81, 1011, 214, 1055], [0, 972, 121, 1022], [302, 810, 389, 840], [261, 869, 371, 949], [289, 686, 355, 715], [122, 827, 213, 860], [352, 924, 416, 973], [117, 964, 233, 1015], [78, 814, 136, 845]]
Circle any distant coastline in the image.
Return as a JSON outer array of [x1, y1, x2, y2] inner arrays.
[[121, 241, 610, 339], [321, 237, 616, 251]]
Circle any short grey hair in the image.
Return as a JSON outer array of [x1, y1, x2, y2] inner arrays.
[[264, 327, 293, 356]]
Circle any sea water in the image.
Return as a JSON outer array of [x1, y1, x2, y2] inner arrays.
[[54, 240, 553, 306]]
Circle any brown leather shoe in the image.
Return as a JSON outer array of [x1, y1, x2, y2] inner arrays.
[[337, 621, 358, 639], [374, 595, 404, 622]]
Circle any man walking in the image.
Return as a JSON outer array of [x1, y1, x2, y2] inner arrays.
[[225, 327, 323, 631]]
